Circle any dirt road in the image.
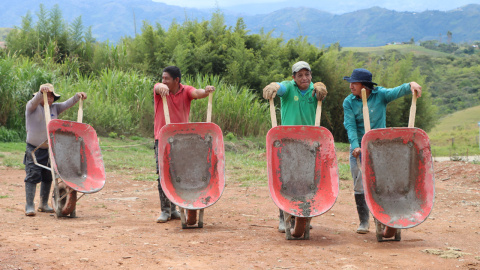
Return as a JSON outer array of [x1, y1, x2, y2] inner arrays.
[[1, 160, 479, 269]]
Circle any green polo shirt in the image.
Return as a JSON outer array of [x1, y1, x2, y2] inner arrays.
[[278, 80, 316, 125], [342, 83, 411, 149]]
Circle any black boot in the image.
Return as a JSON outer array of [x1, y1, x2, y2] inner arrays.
[[355, 194, 370, 234], [156, 181, 171, 223], [25, 183, 37, 216], [38, 181, 54, 213], [278, 209, 285, 233]]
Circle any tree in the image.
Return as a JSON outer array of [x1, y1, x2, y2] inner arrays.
[[447, 31, 453, 44]]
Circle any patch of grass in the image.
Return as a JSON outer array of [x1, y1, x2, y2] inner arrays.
[[0, 142, 26, 168], [99, 136, 154, 173], [429, 105, 480, 156], [0, 195, 9, 199], [226, 148, 267, 187], [335, 142, 350, 152], [0, 142, 25, 152], [338, 163, 352, 181], [344, 44, 452, 58], [93, 204, 106, 208], [133, 174, 157, 181]]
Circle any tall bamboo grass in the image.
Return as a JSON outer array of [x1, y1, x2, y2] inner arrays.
[[0, 54, 271, 141], [187, 74, 270, 137]]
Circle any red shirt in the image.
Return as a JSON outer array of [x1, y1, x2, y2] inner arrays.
[[154, 83, 196, 140]]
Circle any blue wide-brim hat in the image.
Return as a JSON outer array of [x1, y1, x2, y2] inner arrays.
[[343, 68, 377, 85]]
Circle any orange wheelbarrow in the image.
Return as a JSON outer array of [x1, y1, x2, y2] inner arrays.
[[359, 89, 434, 241], [266, 99, 339, 240], [32, 93, 106, 218], [158, 93, 225, 229]]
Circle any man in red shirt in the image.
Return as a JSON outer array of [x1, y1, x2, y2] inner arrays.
[[153, 66, 215, 223]]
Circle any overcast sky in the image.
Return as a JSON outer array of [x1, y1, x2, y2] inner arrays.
[[153, 0, 480, 14]]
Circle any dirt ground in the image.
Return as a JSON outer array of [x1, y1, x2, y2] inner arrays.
[[1, 157, 479, 270]]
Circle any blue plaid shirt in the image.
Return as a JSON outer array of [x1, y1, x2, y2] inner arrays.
[[343, 83, 411, 149]]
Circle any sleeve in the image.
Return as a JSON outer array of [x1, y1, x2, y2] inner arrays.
[[26, 92, 43, 114], [383, 83, 411, 103], [277, 82, 287, 97], [153, 83, 161, 95], [56, 95, 80, 115], [343, 98, 360, 149]]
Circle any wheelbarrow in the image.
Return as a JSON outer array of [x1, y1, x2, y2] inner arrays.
[[266, 99, 339, 240], [158, 93, 225, 229], [359, 89, 434, 241], [32, 93, 106, 218]]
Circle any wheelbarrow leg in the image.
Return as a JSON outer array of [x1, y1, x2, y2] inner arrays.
[[284, 212, 293, 240], [198, 209, 204, 228], [179, 207, 187, 229], [303, 217, 312, 240], [375, 219, 384, 242]]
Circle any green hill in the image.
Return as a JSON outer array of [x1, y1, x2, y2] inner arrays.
[[428, 105, 480, 156], [0, 28, 11, 41], [343, 44, 452, 58]]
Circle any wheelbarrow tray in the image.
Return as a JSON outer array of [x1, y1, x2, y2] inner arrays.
[[158, 122, 225, 210], [266, 125, 339, 218], [361, 127, 434, 229], [47, 119, 106, 194]]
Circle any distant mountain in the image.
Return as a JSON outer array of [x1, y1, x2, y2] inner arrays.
[[1, 0, 480, 47]]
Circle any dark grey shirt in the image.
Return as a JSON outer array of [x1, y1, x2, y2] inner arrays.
[[25, 92, 79, 148]]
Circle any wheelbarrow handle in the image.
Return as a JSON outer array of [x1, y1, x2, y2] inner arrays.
[[31, 140, 51, 170], [41, 92, 57, 197], [361, 88, 371, 133], [206, 92, 213, 123], [315, 100, 322, 127], [77, 98, 83, 123], [408, 91, 417, 128], [162, 96, 171, 125], [43, 92, 52, 126], [269, 99, 277, 128]]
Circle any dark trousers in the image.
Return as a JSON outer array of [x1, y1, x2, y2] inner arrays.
[[23, 143, 52, 184]]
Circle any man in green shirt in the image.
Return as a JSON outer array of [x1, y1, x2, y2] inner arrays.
[[342, 68, 422, 234], [263, 61, 328, 232]]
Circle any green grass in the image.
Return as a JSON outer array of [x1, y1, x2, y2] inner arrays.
[[428, 105, 480, 156], [343, 44, 453, 58], [0, 142, 25, 169], [99, 136, 154, 173], [0, 136, 353, 188]]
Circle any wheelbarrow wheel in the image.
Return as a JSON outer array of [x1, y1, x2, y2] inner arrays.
[[291, 217, 307, 238], [52, 182, 77, 218]]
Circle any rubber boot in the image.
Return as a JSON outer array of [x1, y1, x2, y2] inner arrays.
[[38, 181, 54, 213], [156, 183, 171, 223], [355, 194, 370, 234], [278, 209, 285, 233], [25, 183, 37, 216], [170, 203, 181, 220]]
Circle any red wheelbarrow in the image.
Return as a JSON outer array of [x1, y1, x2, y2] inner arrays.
[[266, 99, 339, 240], [33, 94, 106, 218], [158, 93, 225, 229], [359, 89, 434, 241]]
